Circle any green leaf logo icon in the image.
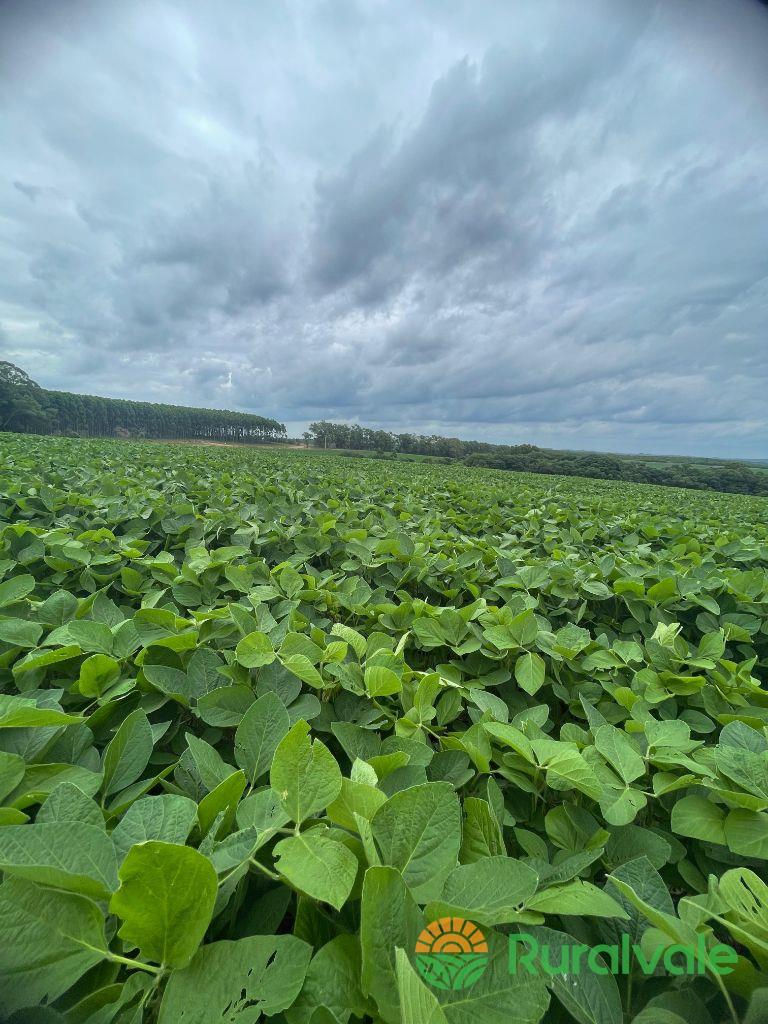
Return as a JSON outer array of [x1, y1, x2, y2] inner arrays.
[[415, 917, 489, 991]]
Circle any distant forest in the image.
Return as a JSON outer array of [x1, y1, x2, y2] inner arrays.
[[0, 362, 286, 443], [305, 421, 768, 497]]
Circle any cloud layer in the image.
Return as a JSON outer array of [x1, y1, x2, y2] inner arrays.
[[2, 0, 767, 456]]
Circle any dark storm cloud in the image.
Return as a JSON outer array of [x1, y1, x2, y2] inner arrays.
[[1, 0, 767, 456]]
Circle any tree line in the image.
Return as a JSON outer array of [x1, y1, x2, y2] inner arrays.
[[305, 420, 491, 458], [0, 362, 286, 443], [305, 421, 768, 497]]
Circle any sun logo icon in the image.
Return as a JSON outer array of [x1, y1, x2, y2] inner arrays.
[[414, 917, 489, 991]]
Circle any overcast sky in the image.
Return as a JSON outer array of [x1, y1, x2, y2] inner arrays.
[[1, 0, 767, 457]]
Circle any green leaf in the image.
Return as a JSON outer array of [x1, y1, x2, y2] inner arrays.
[[236, 630, 276, 668], [0, 574, 36, 607], [515, 652, 546, 695], [535, 743, 603, 801], [158, 935, 312, 1023], [64, 619, 114, 654], [0, 617, 43, 647], [436, 929, 549, 1024], [110, 840, 217, 968], [111, 794, 198, 861], [599, 785, 648, 827], [396, 946, 448, 1024], [528, 925, 622, 1024], [327, 777, 387, 832], [0, 750, 25, 802], [78, 653, 121, 697], [285, 934, 371, 1024], [431, 856, 539, 926], [745, 991, 768, 1024], [0, 877, 108, 1015], [371, 782, 461, 903], [670, 795, 726, 844], [186, 732, 235, 790], [270, 720, 342, 824], [606, 863, 696, 945], [725, 809, 768, 859], [0, 694, 83, 728], [234, 690, 291, 786], [37, 783, 105, 829], [197, 769, 247, 837], [361, 866, 424, 1023], [330, 622, 367, 658], [509, 609, 539, 646], [0, 821, 118, 899], [593, 725, 645, 785], [101, 709, 154, 798], [195, 684, 255, 727], [143, 664, 199, 705], [274, 832, 358, 910], [237, 787, 290, 832], [365, 665, 403, 697], [460, 797, 505, 862], [526, 880, 628, 919], [716, 745, 768, 801]]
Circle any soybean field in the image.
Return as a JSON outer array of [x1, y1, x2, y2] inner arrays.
[[0, 433, 767, 1024]]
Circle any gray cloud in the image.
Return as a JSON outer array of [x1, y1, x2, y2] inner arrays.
[[1, 0, 767, 456]]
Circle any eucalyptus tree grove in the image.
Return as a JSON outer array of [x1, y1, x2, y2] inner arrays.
[[0, 362, 286, 442]]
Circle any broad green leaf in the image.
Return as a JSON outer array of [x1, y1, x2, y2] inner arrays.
[[0, 821, 118, 898], [431, 856, 539, 926], [365, 665, 403, 697], [526, 880, 628, 919], [0, 574, 36, 607], [274, 832, 358, 910], [285, 934, 372, 1024], [361, 866, 424, 1023], [436, 929, 549, 1024], [186, 732, 235, 790], [725, 809, 768, 859], [515, 652, 546, 696], [0, 694, 83, 728], [0, 750, 25, 802], [101, 709, 154, 799], [716, 745, 768, 801], [593, 726, 645, 784], [158, 934, 312, 1023], [0, 617, 42, 647], [111, 794, 198, 861], [237, 786, 290, 832], [110, 840, 217, 968], [371, 782, 461, 903], [536, 744, 603, 801], [459, 796, 505, 863], [327, 777, 387, 832], [234, 690, 291, 785], [37, 783, 105, 829], [670, 795, 726, 845], [0, 877, 108, 1014], [528, 925, 622, 1024], [607, 867, 697, 945], [78, 653, 121, 697], [236, 630, 276, 668], [270, 720, 342, 824], [197, 769, 247, 837], [396, 946, 448, 1024]]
